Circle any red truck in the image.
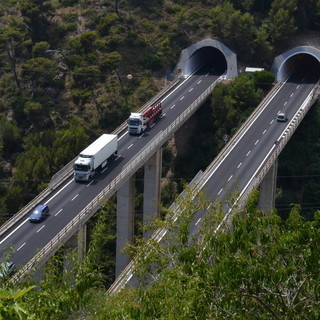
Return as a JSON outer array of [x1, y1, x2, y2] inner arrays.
[[127, 101, 162, 134]]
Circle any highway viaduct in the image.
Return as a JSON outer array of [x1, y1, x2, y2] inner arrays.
[[1, 39, 320, 284]]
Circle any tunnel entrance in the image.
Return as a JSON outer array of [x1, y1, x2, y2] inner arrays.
[[174, 39, 237, 80], [271, 46, 320, 82]]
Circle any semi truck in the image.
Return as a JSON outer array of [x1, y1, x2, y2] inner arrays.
[[74, 134, 118, 182], [127, 101, 162, 134]]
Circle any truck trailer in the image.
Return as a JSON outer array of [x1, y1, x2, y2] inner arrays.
[[74, 134, 118, 182], [127, 101, 162, 134]]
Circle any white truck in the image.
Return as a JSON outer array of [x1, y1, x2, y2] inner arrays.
[[74, 134, 118, 182], [127, 101, 162, 134]]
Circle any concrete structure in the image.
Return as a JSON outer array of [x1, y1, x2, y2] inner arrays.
[[116, 175, 135, 277], [143, 149, 162, 237], [174, 39, 238, 79], [258, 161, 278, 213], [115, 149, 163, 276], [271, 46, 320, 81]]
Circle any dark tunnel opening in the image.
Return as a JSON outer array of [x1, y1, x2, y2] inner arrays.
[[186, 47, 228, 76], [279, 53, 320, 83]]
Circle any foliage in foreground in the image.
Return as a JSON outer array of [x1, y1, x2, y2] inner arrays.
[[86, 189, 320, 320], [0, 204, 116, 320]]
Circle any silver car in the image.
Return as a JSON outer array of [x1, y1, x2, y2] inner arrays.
[[277, 112, 287, 122]]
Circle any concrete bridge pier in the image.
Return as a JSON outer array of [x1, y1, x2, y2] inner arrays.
[[64, 223, 87, 259], [143, 149, 162, 238], [115, 149, 163, 276], [258, 161, 278, 213], [116, 174, 135, 277]]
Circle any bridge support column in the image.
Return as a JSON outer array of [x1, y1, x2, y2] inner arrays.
[[64, 224, 87, 258], [116, 174, 135, 277], [143, 149, 162, 237], [259, 161, 278, 213]]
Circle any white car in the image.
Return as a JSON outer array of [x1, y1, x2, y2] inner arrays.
[[277, 112, 287, 122]]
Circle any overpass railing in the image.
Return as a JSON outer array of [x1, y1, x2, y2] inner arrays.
[[0, 78, 181, 240], [11, 76, 222, 283], [107, 80, 320, 293], [238, 80, 320, 208]]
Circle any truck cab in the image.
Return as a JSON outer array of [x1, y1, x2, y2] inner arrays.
[[127, 113, 145, 134], [74, 156, 94, 181]]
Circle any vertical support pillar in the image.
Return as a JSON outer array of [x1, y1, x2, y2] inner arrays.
[[64, 224, 87, 257], [77, 223, 87, 260], [259, 160, 278, 213], [116, 174, 135, 277], [143, 149, 162, 238]]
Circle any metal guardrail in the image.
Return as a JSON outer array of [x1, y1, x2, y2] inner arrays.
[[11, 77, 221, 283], [238, 81, 320, 208], [107, 81, 320, 293], [0, 78, 181, 240]]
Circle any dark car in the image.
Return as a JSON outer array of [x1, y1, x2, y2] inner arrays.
[[29, 204, 49, 222], [0, 261, 15, 278], [277, 112, 287, 122]]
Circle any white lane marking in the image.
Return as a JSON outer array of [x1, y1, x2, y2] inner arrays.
[[46, 179, 73, 204], [296, 85, 300, 89], [189, 88, 193, 92], [150, 123, 155, 128], [195, 218, 201, 225], [72, 194, 79, 201], [255, 139, 259, 145], [37, 225, 45, 233], [115, 155, 121, 161], [161, 71, 195, 102], [237, 162, 242, 168], [246, 150, 251, 156], [55, 209, 63, 216], [139, 133, 145, 139], [218, 188, 223, 195], [0, 218, 29, 245], [162, 113, 166, 117], [118, 131, 128, 140], [86, 180, 94, 186], [170, 104, 175, 109], [201, 80, 288, 188], [270, 119, 274, 124], [197, 80, 202, 84], [127, 144, 133, 149], [206, 73, 209, 76], [180, 96, 185, 100], [17, 243, 26, 251], [284, 101, 287, 106], [228, 175, 233, 182], [101, 167, 108, 173], [263, 129, 267, 134], [290, 92, 294, 97]]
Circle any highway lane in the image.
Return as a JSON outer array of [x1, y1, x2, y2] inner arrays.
[[0, 60, 225, 268], [189, 64, 320, 235]]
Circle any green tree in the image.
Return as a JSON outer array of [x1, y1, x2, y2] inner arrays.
[[267, 0, 297, 43], [85, 190, 320, 319], [18, 0, 53, 41], [0, 17, 29, 88], [21, 57, 59, 90], [0, 286, 35, 320], [52, 118, 88, 170]]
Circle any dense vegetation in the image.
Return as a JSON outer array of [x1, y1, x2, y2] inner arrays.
[[1, 0, 320, 318], [2, 190, 320, 319], [1, 0, 320, 218]]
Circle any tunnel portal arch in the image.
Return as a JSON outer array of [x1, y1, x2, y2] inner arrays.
[[271, 46, 320, 82], [174, 39, 237, 80]]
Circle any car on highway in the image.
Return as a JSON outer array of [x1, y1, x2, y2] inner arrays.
[[277, 112, 287, 122], [0, 261, 15, 278], [29, 204, 49, 223]]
